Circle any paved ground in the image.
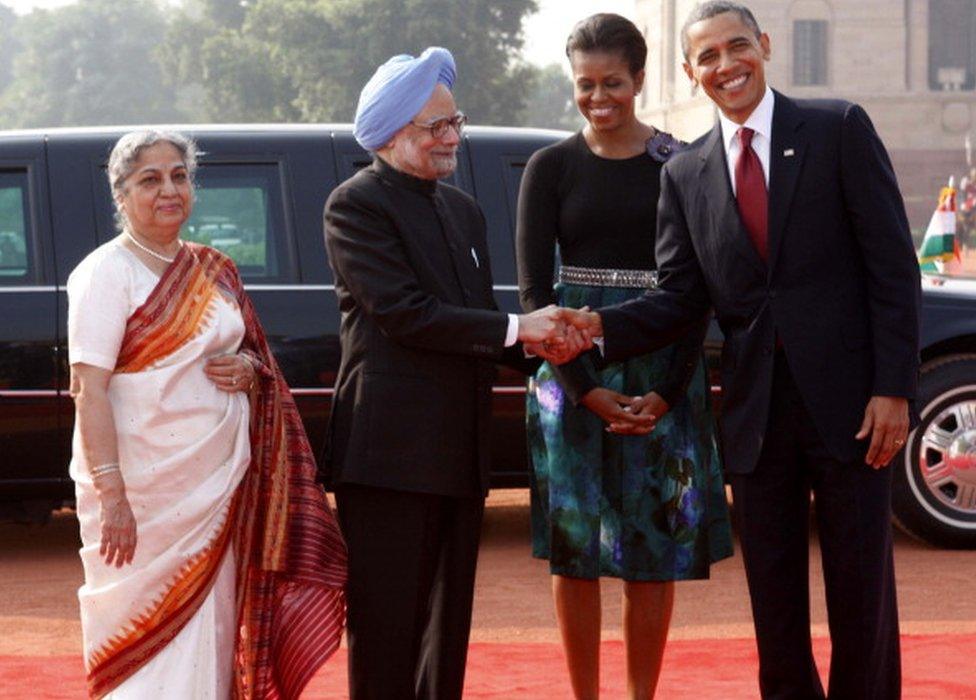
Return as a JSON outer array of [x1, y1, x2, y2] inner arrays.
[[468, 489, 976, 645], [2, 488, 975, 661]]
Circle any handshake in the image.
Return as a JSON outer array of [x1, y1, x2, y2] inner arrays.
[[516, 304, 604, 365], [516, 305, 661, 435]]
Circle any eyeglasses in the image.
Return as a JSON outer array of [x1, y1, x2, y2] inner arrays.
[[409, 112, 467, 139]]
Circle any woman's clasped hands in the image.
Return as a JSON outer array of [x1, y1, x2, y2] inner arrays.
[[582, 389, 668, 435]]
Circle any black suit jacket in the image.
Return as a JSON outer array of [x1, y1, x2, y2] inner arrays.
[[600, 91, 921, 474], [323, 158, 533, 498]]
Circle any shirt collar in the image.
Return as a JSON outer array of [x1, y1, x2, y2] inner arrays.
[[719, 85, 774, 153]]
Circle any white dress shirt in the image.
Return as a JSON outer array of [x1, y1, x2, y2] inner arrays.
[[505, 314, 518, 346], [719, 85, 774, 193]]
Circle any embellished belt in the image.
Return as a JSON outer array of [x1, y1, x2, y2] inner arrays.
[[558, 265, 658, 289]]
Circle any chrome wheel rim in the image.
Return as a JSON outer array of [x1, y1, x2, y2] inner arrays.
[[917, 396, 976, 517]]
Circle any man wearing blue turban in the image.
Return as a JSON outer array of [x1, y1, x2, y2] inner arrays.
[[324, 48, 568, 699], [353, 46, 458, 152]]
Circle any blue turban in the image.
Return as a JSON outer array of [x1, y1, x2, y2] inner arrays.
[[353, 47, 457, 151]]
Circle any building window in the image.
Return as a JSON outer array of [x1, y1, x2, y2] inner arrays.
[[793, 20, 828, 86], [929, 0, 976, 91]]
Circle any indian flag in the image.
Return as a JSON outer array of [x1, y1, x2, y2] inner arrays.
[[918, 181, 960, 272]]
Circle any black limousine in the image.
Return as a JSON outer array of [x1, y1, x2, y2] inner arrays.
[[1, 124, 974, 549]]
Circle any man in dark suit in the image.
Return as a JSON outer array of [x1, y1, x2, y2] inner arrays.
[[555, 3, 920, 698], [323, 48, 566, 699]]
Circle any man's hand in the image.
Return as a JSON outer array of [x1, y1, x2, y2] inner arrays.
[[517, 305, 569, 344], [581, 388, 656, 433], [524, 322, 590, 364], [607, 391, 669, 435], [524, 307, 603, 365], [560, 307, 604, 338], [855, 396, 910, 468]]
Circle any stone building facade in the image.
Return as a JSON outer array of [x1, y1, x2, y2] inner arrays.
[[634, 0, 975, 229]]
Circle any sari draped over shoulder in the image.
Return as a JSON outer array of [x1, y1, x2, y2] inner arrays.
[[73, 242, 346, 699]]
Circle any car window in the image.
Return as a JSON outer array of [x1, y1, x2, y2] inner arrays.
[[182, 164, 292, 280], [95, 161, 296, 282], [0, 171, 32, 284], [465, 150, 531, 286]]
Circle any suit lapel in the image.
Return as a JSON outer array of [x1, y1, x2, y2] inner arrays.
[[767, 91, 807, 276], [699, 124, 766, 276]]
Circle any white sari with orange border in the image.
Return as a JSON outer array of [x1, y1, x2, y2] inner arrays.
[[68, 239, 346, 699]]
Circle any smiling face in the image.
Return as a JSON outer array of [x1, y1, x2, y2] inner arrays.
[[385, 83, 460, 180], [682, 10, 771, 125], [117, 142, 192, 240], [570, 49, 644, 132]]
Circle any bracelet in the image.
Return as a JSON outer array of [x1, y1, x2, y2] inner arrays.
[[242, 350, 267, 375], [90, 462, 121, 479], [240, 352, 262, 383], [239, 354, 256, 390]]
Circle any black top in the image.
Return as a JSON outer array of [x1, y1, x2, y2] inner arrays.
[[518, 132, 661, 295], [516, 131, 705, 406]]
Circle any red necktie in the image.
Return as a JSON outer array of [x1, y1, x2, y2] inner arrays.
[[734, 127, 768, 262]]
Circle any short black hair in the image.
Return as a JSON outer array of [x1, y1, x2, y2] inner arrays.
[[565, 13, 648, 76], [680, 1, 763, 60]]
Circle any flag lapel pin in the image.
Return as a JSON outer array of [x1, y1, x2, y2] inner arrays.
[[783, 148, 795, 157]]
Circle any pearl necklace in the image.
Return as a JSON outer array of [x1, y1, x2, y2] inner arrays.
[[126, 232, 181, 264]]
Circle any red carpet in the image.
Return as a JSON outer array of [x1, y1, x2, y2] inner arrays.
[[3, 635, 974, 699]]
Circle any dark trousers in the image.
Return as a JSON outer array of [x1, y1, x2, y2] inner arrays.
[[728, 352, 900, 700], [335, 484, 485, 700]]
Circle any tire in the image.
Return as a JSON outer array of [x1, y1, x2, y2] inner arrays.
[[891, 353, 976, 548]]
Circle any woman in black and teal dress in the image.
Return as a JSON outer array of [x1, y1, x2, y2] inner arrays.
[[516, 14, 733, 699]]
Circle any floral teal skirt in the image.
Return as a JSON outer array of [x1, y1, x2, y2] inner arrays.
[[526, 283, 733, 581]]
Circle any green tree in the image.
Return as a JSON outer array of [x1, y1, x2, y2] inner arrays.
[[163, 0, 538, 125], [519, 63, 584, 131], [0, 0, 182, 129], [0, 4, 19, 95], [199, 0, 248, 29]]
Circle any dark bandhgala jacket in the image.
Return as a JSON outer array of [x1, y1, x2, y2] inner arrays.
[[600, 91, 921, 475], [323, 157, 533, 498]]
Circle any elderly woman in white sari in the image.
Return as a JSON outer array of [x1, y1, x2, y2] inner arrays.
[[68, 130, 346, 699]]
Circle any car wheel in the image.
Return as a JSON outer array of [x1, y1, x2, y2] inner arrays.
[[892, 353, 976, 548]]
